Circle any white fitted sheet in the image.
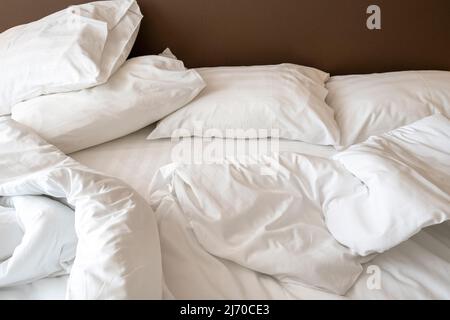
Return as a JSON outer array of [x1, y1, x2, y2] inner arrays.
[[2, 125, 450, 299]]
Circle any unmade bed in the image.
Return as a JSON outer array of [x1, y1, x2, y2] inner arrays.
[[1, 0, 449, 301], [1, 123, 449, 300]]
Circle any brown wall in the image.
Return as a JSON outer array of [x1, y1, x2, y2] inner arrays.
[[1, 0, 449, 75]]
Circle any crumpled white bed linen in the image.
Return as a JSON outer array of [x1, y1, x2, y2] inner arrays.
[[150, 154, 366, 295], [327, 114, 450, 255], [0, 118, 162, 299], [0, 206, 23, 262], [149, 114, 450, 295], [0, 195, 76, 287]]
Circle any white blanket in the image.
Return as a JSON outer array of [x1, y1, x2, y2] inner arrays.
[[0, 205, 22, 262], [326, 114, 450, 255], [149, 114, 450, 295], [0, 195, 76, 287], [0, 118, 162, 299], [150, 155, 366, 295]]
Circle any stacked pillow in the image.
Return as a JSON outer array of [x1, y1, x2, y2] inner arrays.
[[0, 0, 143, 115], [12, 50, 205, 153], [3, 0, 206, 154]]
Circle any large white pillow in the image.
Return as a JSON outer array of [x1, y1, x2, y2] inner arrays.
[[326, 71, 450, 147], [11, 50, 206, 154], [147, 64, 340, 145], [0, 0, 143, 115]]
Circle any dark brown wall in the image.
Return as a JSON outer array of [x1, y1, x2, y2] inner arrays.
[[1, 0, 449, 75]]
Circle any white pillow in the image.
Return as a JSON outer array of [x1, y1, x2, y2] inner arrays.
[[0, 0, 143, 115], [326, 71, 450, 147], [147, 64, 340, 145], [12, 50, 206, 154]]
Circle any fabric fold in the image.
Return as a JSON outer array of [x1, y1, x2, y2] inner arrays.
[[0, 119, 162, 299]]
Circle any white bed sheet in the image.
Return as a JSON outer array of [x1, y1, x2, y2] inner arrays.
[[2, 125, 450, 299]]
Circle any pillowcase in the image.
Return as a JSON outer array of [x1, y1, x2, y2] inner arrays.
[[11, 50, 206, 154], [0, 0, 143, 115], [147, 64, 340, 145], [326, 71, 450, 147]]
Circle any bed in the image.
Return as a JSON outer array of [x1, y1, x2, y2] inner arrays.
[[0, 0, 449, 300], [1, 124, 449, 300], [71, 128, 450, 300]]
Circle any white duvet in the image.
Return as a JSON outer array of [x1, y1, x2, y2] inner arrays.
[[0, 118, 162, 299], [149, 114, 450, 295], [0, 195, 76, 287], [1, 114, 449, 298], [327, 114, 450, 255]]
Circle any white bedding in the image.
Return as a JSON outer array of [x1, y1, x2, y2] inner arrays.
[[71, 125, 450, 300], [2, 118, 450, 300], [147, 115, 450, 299], [0, 196, 77, 287], [72, 125, 336, 199], [72, 126, 347, 299], [0, 0, 142, 115], [150, 154, 367, 295], [0, 119, 162, 299], [328, 114, 450, 255]]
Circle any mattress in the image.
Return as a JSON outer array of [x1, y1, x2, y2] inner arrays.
[[2, 125, 450, 299]]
